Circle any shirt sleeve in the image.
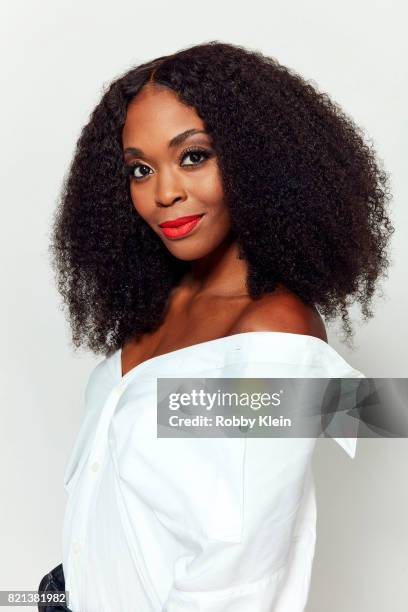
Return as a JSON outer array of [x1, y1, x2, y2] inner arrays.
[[161, 335, 366, 611], [332, 369, 367, 459], [162, 437, 317, 612]]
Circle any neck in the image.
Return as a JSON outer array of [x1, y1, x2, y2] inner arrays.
[[180, 234, 249, 298]]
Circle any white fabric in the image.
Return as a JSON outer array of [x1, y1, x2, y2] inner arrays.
[[62, 331, 364, 612]]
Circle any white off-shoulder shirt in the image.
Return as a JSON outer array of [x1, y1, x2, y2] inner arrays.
[[62, 331, 364, 612]]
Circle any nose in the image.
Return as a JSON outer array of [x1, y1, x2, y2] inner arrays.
[[154, 167, 186, 207]]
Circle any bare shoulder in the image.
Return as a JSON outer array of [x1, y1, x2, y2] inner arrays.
[[229, 290, 327, 343]]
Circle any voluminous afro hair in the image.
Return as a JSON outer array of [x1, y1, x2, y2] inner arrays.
[[49, 40, 394, 356]]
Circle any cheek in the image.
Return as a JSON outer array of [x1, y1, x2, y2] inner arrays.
[[192, 168, 225, 206], [129, 183, 150, 218]]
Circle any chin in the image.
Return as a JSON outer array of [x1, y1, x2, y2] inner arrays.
[[167, 247, 211, 262]]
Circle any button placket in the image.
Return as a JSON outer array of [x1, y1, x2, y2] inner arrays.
[[70, 382, 127, 571], [87, 382, 126, 470]]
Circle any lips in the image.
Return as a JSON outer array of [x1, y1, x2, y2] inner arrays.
[[158, 214, 204, 228], [159, 214, 205, 239]]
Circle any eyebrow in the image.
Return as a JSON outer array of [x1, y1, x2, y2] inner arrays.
[[123, 128, 209, 157]]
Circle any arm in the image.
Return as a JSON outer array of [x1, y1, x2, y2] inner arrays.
[[163, 303, 355, 611], [163, 436, 317, 612]]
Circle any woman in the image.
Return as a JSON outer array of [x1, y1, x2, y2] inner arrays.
[[42, 41, 393, 611]]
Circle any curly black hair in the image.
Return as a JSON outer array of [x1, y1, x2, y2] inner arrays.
[[49, 40, 394, 356]]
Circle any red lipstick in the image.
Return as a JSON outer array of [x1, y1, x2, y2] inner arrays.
[[158, 214, 205, 239]]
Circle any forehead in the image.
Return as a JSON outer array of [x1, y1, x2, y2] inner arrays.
[[122, 85, 205, 147]]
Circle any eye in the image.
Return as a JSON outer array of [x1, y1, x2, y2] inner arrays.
[[124, 146, 213, 182], [125, 163, 152, 180], [180, 146, 212, 166]]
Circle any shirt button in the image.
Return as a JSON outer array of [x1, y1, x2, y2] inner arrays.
[[90, 461, 100, 472], [72, 541, 82, 554], [116, 382, 126, 397]]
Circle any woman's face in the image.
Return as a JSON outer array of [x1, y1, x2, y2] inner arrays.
[[122, 83, 232, 261]]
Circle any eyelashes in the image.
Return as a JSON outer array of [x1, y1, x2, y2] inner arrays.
[[124, 146, 214, 181]]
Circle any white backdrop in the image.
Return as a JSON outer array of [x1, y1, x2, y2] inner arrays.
[[1, 1, 407, 610]]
